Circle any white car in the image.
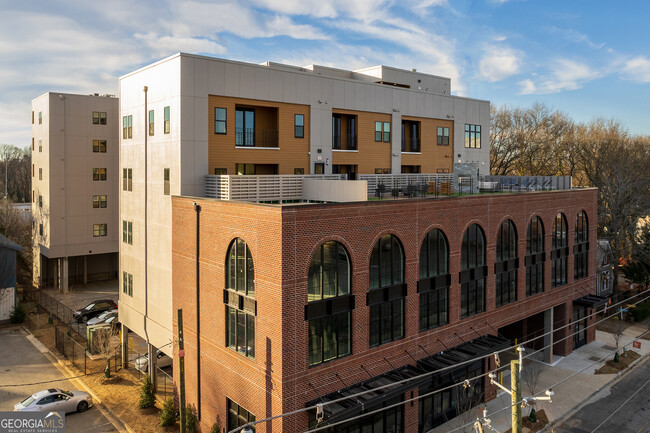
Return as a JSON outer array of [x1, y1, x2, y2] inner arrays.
[[14, 389, 93, 413], [135, 350, 172, 372], [86, 309, 118, 326]]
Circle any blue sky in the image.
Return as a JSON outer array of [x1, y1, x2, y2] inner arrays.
[[2, 0, 650, 147]]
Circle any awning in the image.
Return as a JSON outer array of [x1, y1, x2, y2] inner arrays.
[[306, 334, 511, 424], [573, 294, 609, 308]]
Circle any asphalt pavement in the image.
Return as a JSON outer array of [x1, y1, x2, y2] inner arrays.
[[551, 355, 650, 433], [0, 327, 118, 432]]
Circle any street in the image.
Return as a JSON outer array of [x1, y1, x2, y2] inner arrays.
[[553, 354, 650, 433], [0, 327, 118, 432]]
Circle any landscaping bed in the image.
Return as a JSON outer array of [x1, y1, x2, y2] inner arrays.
[[595, 350, 641, 374]]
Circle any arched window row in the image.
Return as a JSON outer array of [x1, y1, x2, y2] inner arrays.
[[301, 211, 589, 366]]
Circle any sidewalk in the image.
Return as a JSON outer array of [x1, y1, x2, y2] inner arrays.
[[430, 322, 650, 433]]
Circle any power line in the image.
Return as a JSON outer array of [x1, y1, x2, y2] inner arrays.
[[230, 289, 650, 433], [590, 376, 650, 432], [444, 327, 650, 433]]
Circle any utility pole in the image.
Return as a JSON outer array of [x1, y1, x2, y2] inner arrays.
[[489, 347, 554, 433], [178, 308, 186, 433], [511, 360, 522, 433]]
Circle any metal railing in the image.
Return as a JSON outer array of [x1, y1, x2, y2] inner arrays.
[[23, 287, 86, 337], [401, 137, 421, 152], [205, 174, 346, 201], [332, 133, 357, 150], [359, 173, 455, 198], [481, 175, 572, 192], [235, 128, 278, 148]]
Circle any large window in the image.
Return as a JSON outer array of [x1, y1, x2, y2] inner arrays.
[[526, 216, 545, 296], [227, 399, 255, 432], [375, 121, 391, 142], [551, 213, 568, 287], [369, 234, 405, 347], [236, 108, 254, 146], [460, 224, 486, 318], [495, 220, 518, 307], [419, 229, 449, 330], [225, 238, 256, 358], [574, 211, 589, 280], [307, 241, 352, 366], [464, 124, 481, 148]]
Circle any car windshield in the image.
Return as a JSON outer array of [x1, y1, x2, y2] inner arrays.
[[20, 396, 35, 406], [106, 316, 115, 323], [84, 303, 96, 311], [61, 391, 74, 397]]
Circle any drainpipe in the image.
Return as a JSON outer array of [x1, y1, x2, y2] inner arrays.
[[143, 86, 153, 378], [193, 201, 202, 419]]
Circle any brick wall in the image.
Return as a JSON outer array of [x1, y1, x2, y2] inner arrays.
[[172, 187, 598, 433]]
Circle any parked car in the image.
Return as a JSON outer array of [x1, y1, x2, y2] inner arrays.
[[135, 350, 172, 372], [73, 300, 117, 323], [86, 309, 118, 326], [14, 388, 93, 413]]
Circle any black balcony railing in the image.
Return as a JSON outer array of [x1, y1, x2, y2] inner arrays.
[[235, 128, 278, 147], [402, 137, 420, 152], [332, 133, 357, 150]]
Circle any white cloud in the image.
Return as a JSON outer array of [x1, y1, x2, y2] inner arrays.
[[477, 46, 522, 82], [621, 56, 650, 82], [518, 59, 600, 94]]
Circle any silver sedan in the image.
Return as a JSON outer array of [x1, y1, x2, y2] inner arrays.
[[14, 388, 93, 413]]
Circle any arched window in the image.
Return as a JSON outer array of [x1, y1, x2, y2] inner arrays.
[[526, 216, 545, 296], [495, 220, 518, 307], [460, 224, 486, 318], [306, 241, 352, 366], [551, 213, 568, 287], [419, 229, 450, 330], [574, 211, 589, 280], [225, 238, 255, 358], [368, 234, 405, 347]]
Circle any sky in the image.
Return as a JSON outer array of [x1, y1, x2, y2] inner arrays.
[[2, 0, 650, 147]]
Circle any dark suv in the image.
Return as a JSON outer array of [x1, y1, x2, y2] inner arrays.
[[73, 300, 118, 323]]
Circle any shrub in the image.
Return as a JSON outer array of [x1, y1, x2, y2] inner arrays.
[[139, 373, 155, 408], [186, 404, 198, 433], [210, 420, 223, 433], [160, 397, 175, 426], [9, 304, 26, 324]]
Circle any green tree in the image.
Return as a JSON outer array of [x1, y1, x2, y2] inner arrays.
[[160, 397, 176, 426], [139, 373, 156, 408]]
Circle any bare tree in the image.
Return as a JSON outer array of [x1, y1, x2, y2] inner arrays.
[[0, 144, 30, 203], [92, 325, 120, 377], [611, 316, 626, 362], [0, 199, 33, 288]]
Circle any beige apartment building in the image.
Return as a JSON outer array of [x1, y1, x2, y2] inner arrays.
[[118, 53, 490, 360], [31, 93, 119, 291]]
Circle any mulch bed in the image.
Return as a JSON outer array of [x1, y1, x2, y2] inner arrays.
[[504, 409, 549, 433], [595, 350, 641, 374]]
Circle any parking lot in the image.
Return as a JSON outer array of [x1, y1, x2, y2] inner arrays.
[[0, 327, 118, 432]]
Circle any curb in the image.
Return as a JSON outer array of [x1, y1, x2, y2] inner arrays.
[[541, 351, 650, 432], [22, 326, 136, 433]]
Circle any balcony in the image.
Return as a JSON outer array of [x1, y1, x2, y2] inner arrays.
[[332, 113, 358, 150], [235, 105, 278, 148], [401, 120, 421, 152], [235, 128, 279, 148]]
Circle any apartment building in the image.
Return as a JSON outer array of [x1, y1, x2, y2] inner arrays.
[[172, 187, 599, 433], [31, 93, 119, 291], [117, 53, 490, 359]]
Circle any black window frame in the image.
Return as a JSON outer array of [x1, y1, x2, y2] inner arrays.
[[419, 229, 450, 331], [495, 220, 518, 307], [369, 234, 406, 347], [574, 211, 589, 280], [227, 398, 256, 432], [295, 114, 305, 138], [526, 216, 545, 296], [307, 241, 353, 367], [215, 107, 227, 134], [551, 213, 568, 288], [460, 224, 486, 318], [437, 126, 450, 146], [225, 238, 256, 359], [464, 124, 481, 149]]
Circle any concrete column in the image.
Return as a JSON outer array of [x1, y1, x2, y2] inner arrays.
[[55, 259, 60, 290], [148, 343, 157, 389], [543, 308, 554, 364], [61, 257, 69, 294], [121, 324, 130, 367], [391, 112, 402, 174], [83, 256, 88, 287]]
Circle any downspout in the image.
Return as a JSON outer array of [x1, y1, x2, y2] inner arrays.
[[143, 86, 150, 348], [193, 202, 202, 419]]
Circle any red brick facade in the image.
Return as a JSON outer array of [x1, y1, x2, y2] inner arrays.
[[171, 188, 598, 433]]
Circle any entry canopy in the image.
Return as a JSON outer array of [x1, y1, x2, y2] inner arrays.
[[573, 294, 609, 308], [306, 334, 511, 425]]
